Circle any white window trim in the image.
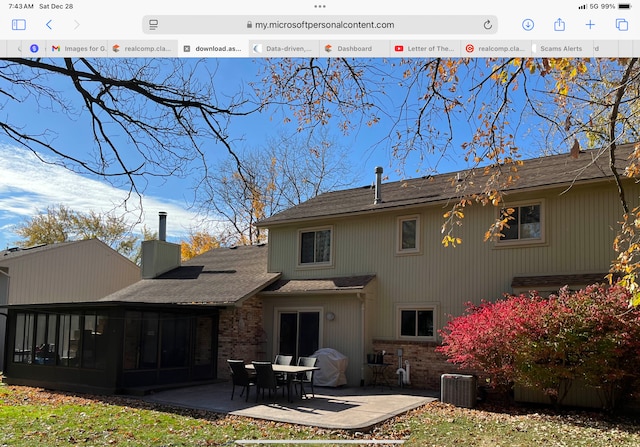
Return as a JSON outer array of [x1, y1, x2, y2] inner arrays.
[[297, 225, 334, 268], [396, 214, 421, 255], [395, 303, 438, 341], [495, 199, 546, 247]]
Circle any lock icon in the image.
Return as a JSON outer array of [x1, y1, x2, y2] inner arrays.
[[247, 21, 253, 28]]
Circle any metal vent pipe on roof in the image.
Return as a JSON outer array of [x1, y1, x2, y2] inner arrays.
[[158, 211, 167, 241], [374, 166, 383, 204]]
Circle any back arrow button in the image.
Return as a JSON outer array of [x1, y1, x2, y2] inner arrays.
[[46, 20, 52, 30]]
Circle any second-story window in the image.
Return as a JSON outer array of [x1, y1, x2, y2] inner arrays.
[[499, 202, 543, 243], [397, 215, 420, 254], [299, 227, 332, 265]]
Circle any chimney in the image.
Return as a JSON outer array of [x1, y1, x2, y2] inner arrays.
[[158, 211, 167, 241], [141, 211, 181, 279], [374, 166, 383, 204]]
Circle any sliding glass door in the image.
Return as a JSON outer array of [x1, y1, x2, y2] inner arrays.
[[277, 309, 320, 361]]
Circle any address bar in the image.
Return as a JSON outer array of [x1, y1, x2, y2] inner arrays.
[[142, 15, 498, 35]]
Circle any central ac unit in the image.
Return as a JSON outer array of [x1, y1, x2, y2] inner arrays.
[[441, 374, 477, 408]]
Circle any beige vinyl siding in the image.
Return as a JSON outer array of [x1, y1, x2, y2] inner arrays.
[[1, 239, 140, 305], [267, 181, 636, 342]]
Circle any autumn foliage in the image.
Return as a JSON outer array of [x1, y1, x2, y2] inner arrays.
[[180, 231, 220, 261], [437, 284, 640, 407]]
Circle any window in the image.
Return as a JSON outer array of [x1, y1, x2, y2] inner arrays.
[[35, 313, 57, 365], [397, 305, 436, 340], [13, 313, 34, 364], [124, 311, 195, 370], [160, 316, 189, 368], [82, 313, 108, 369], [499, 202, 544, 244], [58, 314, 81, 367], [299, 227, 332, 266], [397, 215, 420, 254], [123, 311, 160, 370], [123, 311, 142, 369], [13, 310, 109, 369]]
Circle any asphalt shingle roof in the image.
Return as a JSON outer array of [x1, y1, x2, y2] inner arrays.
[[100, 244, 280, 306], [262, 275, 376, 294], [259, 144, 636, 226]]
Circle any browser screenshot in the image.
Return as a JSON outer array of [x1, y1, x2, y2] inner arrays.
[[2, 3, 640, 444]]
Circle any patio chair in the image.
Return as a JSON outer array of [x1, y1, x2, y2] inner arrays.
[[273, 354, 293, 365], [227, 359, 256, 402], [293, 356, 318, 398], [252, 361, 289, 402], [273, 354, 293, 381]]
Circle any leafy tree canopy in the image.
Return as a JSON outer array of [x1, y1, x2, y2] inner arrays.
[[14, 204, 139, 260]]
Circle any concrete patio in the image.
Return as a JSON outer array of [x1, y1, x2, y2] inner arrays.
[[143, 381, 438, 431]]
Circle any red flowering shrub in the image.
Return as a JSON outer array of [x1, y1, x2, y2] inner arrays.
[[437, 283, 640, 407], [436, 293, 548, 392]]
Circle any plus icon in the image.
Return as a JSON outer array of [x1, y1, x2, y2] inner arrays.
[[586, 20, 596, 29]]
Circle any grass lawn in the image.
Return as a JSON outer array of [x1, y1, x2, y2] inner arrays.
[[2, 383, 640, 446]]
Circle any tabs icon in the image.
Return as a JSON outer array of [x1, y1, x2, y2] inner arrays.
[[616, 18, 629, 31]]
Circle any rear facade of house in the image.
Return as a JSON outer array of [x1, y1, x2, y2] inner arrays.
[[258, 146, 640, 388], [4, 147, 638, 394]]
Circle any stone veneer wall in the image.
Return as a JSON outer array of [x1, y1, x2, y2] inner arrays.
[[372, 340, 476, 390], [217, 295, 267, 380]]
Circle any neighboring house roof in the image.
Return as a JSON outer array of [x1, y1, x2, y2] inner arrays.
[[261, 275, 376, 295], [0, 238, 140, 305], [101, 244, 280, 306], [1, 240, 81, 260], [259, 143, 636, 226]]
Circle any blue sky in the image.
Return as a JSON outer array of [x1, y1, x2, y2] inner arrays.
[[0, 58, 400, 249], [0, 57, 543, 250]]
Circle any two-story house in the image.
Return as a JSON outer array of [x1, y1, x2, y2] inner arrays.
[[4, 145, 637, 394], [256, 144, 639, 389]]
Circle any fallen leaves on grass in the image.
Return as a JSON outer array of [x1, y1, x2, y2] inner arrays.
[[3, 385, 640, 446]]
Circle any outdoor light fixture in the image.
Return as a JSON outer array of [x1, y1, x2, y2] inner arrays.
[[326, 311, 335, 321]]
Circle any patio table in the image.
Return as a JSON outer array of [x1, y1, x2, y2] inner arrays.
[[246, 363, 320, 401]]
